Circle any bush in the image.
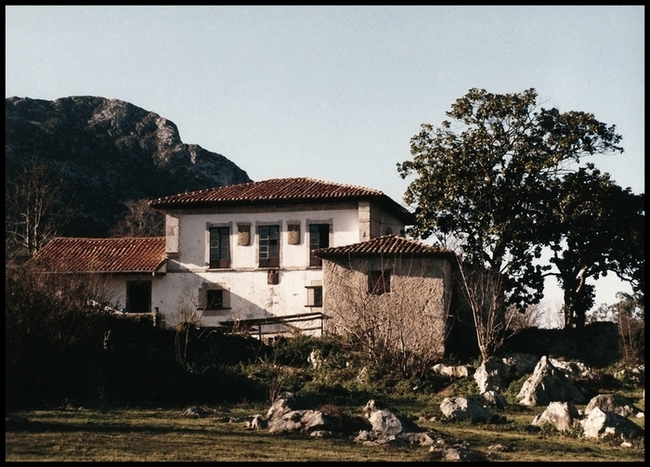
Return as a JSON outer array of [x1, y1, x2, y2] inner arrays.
[[186, 329, 269, 366], [265, 334, 347, 368], [6, 263, 114, 408], [8, 265, 643, 413]]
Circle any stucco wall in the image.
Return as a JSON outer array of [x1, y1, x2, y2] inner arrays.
[[151, 268, 324, 328], [103, 274, 165, 313], [168, 206, 360, 271], [105, 201, 411, 331]]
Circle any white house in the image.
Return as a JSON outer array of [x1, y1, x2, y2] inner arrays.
[[31, 177, 420, 336]]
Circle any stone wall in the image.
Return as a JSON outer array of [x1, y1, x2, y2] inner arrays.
[[322, 255, 452, 362], [502, 321, 619, 367]]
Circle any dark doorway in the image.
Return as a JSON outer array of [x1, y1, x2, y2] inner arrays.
[[126, 281, 151, 312]]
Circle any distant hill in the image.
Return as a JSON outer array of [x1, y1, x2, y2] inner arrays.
[[5, 96, 252, 238]]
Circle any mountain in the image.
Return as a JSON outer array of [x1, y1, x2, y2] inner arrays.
[[5, 96, 252, 238]]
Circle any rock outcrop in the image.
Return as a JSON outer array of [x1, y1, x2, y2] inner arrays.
[[517, 356, 587, 406], [6, 96, 251, 238]]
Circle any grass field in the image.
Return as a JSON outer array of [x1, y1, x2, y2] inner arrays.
[[5, 393, 645, 462]]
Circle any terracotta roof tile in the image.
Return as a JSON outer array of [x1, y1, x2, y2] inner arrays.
[[149, 177, 415, 224], [313, 234, 456, 258], [29, 237, 167, 273]]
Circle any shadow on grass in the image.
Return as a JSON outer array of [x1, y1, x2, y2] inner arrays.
[[5, 415, 254, 437]]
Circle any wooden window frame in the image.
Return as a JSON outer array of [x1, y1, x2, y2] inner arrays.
[[309, 223, 330, 267], [126, 280, 152, 313], [206, 289, 223, 310], [368, 270, 390, 296], [258, 224, 280, 268], [209, 226, 230, 269], [198, 283, 231, 313], [305, 285, 323, 308]]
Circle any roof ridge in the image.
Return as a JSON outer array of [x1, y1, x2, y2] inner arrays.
[[48, 236, 165, 241], [148, 182, 254, 203], [151, 177, 385, 201], [313, 234, 455, 257]]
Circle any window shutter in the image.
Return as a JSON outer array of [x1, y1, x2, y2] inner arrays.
[[198, 288, 207, 309]]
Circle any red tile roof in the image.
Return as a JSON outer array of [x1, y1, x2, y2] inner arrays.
[[313, 234, 456, 258], [29, 237, 167, 274], [149, 177, 415, 224]]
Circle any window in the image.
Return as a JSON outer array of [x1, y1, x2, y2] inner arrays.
[[206, 289, 223, 310], [199, 283, 230, 313], [306, 285, 323, 308], [309, 223, 330, 267], [368, 270, 390, 295], [259, 225, 280, 267], [209, 226, 230, 268]]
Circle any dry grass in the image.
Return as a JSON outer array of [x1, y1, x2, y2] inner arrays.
[[5, 407, 431, 462], [5, 390, 645, 462]]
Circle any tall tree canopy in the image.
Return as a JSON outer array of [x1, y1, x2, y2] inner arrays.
[[547, 166, 644, 328], [397, 88, 635, 326]]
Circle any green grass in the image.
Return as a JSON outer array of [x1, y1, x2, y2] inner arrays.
[[5, 391, 645, 462]]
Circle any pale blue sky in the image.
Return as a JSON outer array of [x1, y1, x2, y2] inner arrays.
[[5, 6, 644, 322]]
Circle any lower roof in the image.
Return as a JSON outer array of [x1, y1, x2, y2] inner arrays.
[[29, 237, 167, 274]]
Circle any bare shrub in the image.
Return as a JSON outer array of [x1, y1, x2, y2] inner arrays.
[[5, 261, 115, 407], [169, 291, 201, 364], [455, 261, 506, 361], [109, 198, 165, 237], [506, 302, 547, 333]]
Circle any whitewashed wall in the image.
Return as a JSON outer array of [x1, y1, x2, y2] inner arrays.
[[153, 205, 362, 328], [105, 201, 409, 331], [170, 207, 359, 271]]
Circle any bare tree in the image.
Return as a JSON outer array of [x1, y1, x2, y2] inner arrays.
[[588, 292, 644, 366], [169, 290, 202, 364], [5, 158, 71, 260], [505, 302, 547, 333], [109, 199, 165, 237], [455, 260, 506, 361]]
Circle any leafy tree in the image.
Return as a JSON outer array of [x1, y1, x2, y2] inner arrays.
[[397, 88, 625, 330], [547, 166, 644, 328]]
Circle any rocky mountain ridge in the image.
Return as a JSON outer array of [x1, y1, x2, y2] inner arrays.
[[5, 96, 252, 237]]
